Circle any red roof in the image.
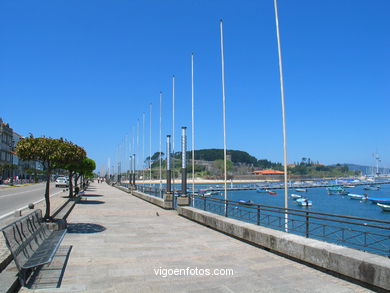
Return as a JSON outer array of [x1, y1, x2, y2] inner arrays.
[[253, 169, 284, 175]]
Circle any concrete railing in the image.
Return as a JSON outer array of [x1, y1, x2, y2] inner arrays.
[[177, 206, 390, 291], [114, 185, 173, 209], [132, 190, 173, 209]]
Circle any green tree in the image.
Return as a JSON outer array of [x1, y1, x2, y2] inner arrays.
[[57, 143, 86, 197], [74, 158, 96, 190], [16, 137, 83, 219]]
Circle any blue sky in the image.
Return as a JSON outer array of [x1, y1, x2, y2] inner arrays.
[[1, 0, 389, 172]]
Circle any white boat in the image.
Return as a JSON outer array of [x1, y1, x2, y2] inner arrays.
[[204, 191, 220, 196], [238, 199, 255, 206], [347, 193, 367, 200], [290, 194, 302, 199], [377, 203, 390, 212], [295, 188, 307, 192], [296, 198, 312, 206], [364, 185, 380, 191]]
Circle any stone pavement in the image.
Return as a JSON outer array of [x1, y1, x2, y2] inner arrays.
[[22, 183, 373, 293]]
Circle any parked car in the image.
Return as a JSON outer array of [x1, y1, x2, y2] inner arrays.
[[55, 177, 69, 188]]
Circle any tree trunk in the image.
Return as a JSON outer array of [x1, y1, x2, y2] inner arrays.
[[68, 171, 73, 197], [75, 174, 79, 190], [44, 171, 51, 219]]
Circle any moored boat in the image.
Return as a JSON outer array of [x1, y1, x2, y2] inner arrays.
[[256, 188, 268, 193], [238, 199, 255, 206], [367, 197, 390, 204], [296, 198, 312, 206], [327, 187, 348, 195], [268, 190, 277, 195], [290, 194, 302, 199], [377, 203, 390, 211], [203, 191, 220, 196], [364, 185, 380, 191], [347, 193, 367, 200], [295, 188, 307, 192]]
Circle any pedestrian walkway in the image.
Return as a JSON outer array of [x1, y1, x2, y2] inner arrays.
[[23, 183, 372, 292]]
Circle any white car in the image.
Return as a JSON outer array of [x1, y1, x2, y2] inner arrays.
[[55, 177, 69, 188]]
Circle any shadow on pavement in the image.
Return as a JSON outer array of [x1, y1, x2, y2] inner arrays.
[[82, 194, 103, 197], [67, 223, 106, 234], [78, 200, 105, 205], [27, 246, 72, 289]]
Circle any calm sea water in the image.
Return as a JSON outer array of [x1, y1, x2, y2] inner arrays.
[[147, 181, 390, 255], [228, 185, 390, 222], [167, 182, 390, 221]]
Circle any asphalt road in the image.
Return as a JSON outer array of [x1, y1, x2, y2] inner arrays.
[[0, 183, 64, 218]]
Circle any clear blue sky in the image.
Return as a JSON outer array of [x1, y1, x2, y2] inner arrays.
[[1, 0, 389, 172]]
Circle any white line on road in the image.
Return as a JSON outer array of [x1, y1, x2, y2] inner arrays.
[[0, 190, 65, 220], [0, 186, 47, 198]]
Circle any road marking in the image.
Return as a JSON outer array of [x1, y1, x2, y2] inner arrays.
[[0, 186, 47, 198], [0, 190, 65, 220]]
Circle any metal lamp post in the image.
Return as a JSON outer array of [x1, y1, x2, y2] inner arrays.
[[181, 127, 187, 196], [166, 135, 171, 193]]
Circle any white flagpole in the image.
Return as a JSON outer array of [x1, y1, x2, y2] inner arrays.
[[159, 91, 162, 193], [137, 119, 140, 180], [220, 19, 228, 216], [191, 53, 195, 196], [273, 0, 289, 232], [149, 103, 152, 187], [142, 112, 145, 186], [132, 126, 135, 184], [172, 75, 175, 193]]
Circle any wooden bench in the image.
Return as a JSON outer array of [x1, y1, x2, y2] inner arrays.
[[1, 210, 67, 286]]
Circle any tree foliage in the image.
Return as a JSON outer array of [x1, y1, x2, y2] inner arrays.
[[16, 137, 88, 219]]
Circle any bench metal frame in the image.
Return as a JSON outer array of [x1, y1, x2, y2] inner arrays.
[[1, 210, 67, 286]]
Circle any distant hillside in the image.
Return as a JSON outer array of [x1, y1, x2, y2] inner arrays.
[[171, 148, 282, 169], [342, 164, 390, 175]]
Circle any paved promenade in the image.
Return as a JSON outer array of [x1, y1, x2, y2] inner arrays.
[[24, 183, 372, 292]]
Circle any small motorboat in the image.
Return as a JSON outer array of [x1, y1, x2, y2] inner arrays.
[[256, 188, 268, 193], [268, 190, 277, 195], [290, 194, 302, 199], [296, 198, 312, 207], [377, 203, 390, 212], [295, 188, 307, 192], [367, 197, 390, 204], [347, 193, 367, 200], [327, 187, 347, 195], [344, 185, 356, 188], [238, 200, 255, 206], [364, 185, 380, 191], [203, 191, 220, 196]]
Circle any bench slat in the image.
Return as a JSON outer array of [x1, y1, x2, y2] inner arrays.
[[22, 229, 67, 269], [1, 210, 67, 271]]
